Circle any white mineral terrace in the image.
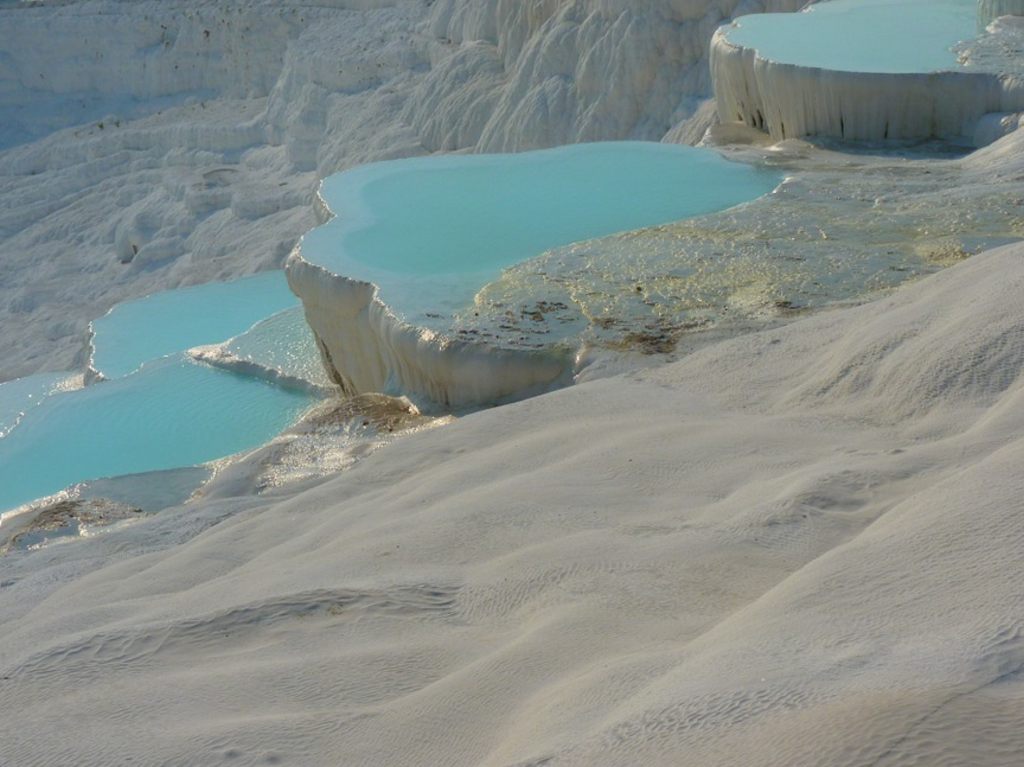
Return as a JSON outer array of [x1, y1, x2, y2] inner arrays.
[[712, 0, 1024, 143]]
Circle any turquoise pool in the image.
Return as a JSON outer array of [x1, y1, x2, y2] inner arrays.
[[91, 271, 298, 379], [301, 142, 781, 321], [1, 271, 319, 516], [725, 0, 977, 74], [0, 356, 312, 514]]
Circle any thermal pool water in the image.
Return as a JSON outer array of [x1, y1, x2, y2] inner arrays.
[[0, 357, 312, 515], [90, 271, 298, 379], [1, 274, 316, 517], [723, 0, 977, 74], [299, 142, 781, 326], [0, 372, 77, 440], [191, 306, 334, 393]]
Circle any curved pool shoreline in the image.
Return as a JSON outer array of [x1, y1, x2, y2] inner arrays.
[[288, 142, 783, 408]]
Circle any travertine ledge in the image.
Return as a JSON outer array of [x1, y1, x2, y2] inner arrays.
[[285, 252, 572, 409], [711, 25, 1024, 143]]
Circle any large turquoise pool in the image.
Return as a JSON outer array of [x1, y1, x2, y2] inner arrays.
[[724, 0, 977, 74], [301, 142, 781, 321]]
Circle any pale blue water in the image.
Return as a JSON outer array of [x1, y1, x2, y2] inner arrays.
[[725, 0, 976, 74], [91, 271, 297, 378], [0, 371, 72, 439], [1, 273, 315, 515], [0, 356, 311, 514], [220, 307, 330, 389], [302, 142, 781, 319]]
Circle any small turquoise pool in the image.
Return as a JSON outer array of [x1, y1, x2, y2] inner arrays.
[[301, 142, 781, 320], [1, 270, 320, 515], [725, 0, 976, 74], [0, 356, 312, 514], [91, 271, 298, 379]]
